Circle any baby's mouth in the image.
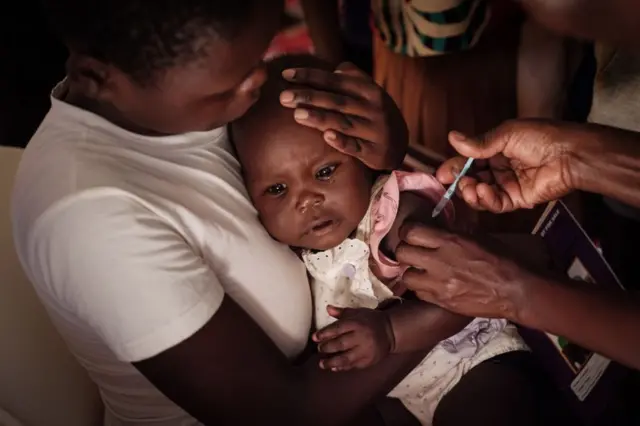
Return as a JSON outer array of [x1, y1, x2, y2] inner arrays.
[[313, 219, 334, 232], [307, 217, 340, 237]]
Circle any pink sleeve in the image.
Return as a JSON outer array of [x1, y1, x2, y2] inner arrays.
[[368, 171, 455, 283]]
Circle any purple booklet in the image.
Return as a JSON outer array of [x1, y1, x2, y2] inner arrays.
[[519, 200, 628, 424]]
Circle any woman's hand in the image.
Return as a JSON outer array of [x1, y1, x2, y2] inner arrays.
[[313, 305, 395, 371], [395, 223, 534, 321], [280, 63, 408, 170], [437, 119, 577, 213]]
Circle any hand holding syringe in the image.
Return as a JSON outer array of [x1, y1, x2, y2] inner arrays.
[[432, 157, 474, 218]]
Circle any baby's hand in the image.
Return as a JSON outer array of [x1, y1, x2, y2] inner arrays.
[[313, 305, 395, 372], [279, 63, 408, 171]]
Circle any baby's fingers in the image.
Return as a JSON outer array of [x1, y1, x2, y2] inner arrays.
[[313, 319, 357, 343], [318, 332, 358, 354], [320, 349, 364, 371]]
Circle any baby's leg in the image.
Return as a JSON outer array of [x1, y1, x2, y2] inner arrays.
[[433, 351, 579, 426]]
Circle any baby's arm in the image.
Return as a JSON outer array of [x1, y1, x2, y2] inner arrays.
[[385, 299, 470, 354], [381, 191, 443, 257], [381, 191, 472, 353]]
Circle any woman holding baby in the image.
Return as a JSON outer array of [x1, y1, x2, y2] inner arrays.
[[11, 1, 640, 426], [12, 1, 569, 425]]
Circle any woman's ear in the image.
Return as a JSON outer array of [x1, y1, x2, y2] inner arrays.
[[66, 52, 118, 102]]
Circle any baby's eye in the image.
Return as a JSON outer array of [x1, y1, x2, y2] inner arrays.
[[316, 164, 338, 181], [265, 183, 287, 196]]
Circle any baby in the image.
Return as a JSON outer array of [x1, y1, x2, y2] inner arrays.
[[232, 55, 527, 425]]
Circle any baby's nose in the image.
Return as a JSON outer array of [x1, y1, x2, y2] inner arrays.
[[297, 191, 324, 213]]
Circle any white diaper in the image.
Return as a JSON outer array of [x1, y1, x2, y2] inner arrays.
[[390, 324, 527, 424]]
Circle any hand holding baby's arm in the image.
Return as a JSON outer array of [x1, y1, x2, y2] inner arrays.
[[313, 305, 395, 371]]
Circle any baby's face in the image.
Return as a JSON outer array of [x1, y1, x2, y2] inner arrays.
[[235, 112, 372, 251]]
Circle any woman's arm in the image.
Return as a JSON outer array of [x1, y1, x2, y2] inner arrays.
[[47, 194, 432, 426], [386, 299, 469, 354], [437, 119, 640, 215], [514, 273, 640, 370], [569, 123, 640, 210], [134, 296, 464, 426], [394, 222, 640, 371]]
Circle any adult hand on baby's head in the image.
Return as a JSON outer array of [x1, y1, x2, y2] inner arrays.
[[280, 62, 408, 170], [313, 305, 395, 371]]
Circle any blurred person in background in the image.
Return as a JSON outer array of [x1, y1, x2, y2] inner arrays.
[[302, 0, 577, 158]]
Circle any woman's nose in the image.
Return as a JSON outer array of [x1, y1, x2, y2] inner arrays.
[[296, 191, 324, 213]]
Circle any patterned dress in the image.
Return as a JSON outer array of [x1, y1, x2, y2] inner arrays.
[[372, 0, 521, 158], [372, 0, 490, 56]]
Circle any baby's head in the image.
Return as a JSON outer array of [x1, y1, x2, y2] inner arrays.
[[232, 55, 373, 251]]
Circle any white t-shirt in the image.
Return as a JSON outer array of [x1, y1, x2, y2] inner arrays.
[[11, 83, 312, 425]]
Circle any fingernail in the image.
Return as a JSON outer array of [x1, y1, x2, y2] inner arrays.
[[280, 91, 295, 104], [294, 109, 309, 120], [282, 69, 296, 80], [324, 131, 336, 141], [450, 131, 466, 141]]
